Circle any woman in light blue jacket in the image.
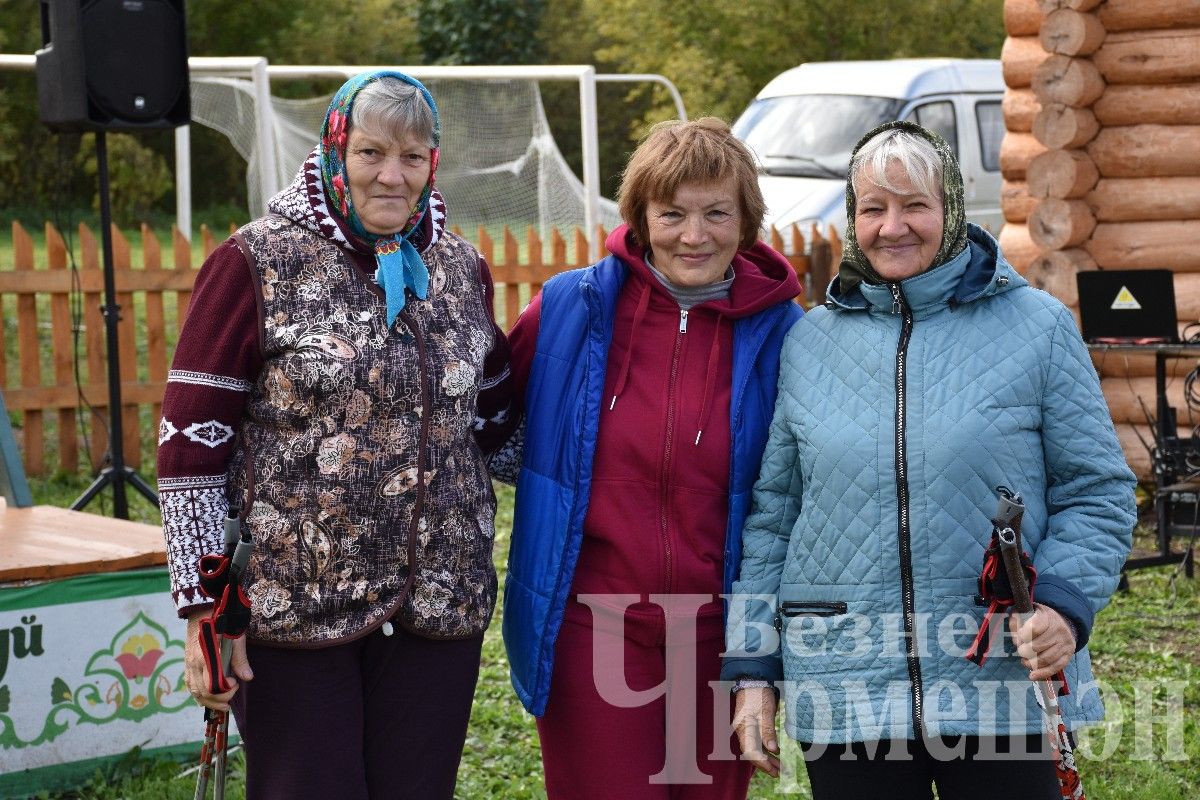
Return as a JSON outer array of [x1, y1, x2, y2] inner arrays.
[[722, 121, 1136, 800]]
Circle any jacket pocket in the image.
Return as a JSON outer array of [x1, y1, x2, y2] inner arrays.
[[777, 600, 848, 627], [778, 598, 877, 676]]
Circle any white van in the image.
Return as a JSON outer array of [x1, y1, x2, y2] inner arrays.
[[734, 58, 1005, 238]]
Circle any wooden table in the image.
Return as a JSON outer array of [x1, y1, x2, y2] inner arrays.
[[0, 500, 165, 583]]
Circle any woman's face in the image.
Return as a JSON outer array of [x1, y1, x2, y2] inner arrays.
[[345, 126, 432, 235], [853, 161, 944, 282], [645, 176, 742, 287]]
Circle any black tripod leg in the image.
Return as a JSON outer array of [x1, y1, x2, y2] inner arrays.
[[71, 467, 114, 511], [71, 466, 160, 512], [125, 467, 161, 508], [65, 131, 161, 520]]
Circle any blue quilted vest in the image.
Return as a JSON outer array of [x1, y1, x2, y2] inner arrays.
[[503, 256, 802, 715]]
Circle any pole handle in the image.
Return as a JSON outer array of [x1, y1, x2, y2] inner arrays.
[[998, 526, 1034, 615], [222, 507, 240, 554]]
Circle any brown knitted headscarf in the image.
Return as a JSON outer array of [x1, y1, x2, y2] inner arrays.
[[837, 120, 968, 294]]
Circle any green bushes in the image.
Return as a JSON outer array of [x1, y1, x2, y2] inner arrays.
[[76, 134, 174, 221]]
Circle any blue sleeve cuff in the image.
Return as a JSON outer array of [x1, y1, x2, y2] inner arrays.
[[720, 655, 783, 684], [1033, 573, 1094, 651]]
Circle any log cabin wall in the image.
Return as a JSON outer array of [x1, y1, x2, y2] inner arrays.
[[1001, 0, 1200, 479]]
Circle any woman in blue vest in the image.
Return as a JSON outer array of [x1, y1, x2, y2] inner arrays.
[[723, 121, 1136, 799], [496, 117, 803, 798]]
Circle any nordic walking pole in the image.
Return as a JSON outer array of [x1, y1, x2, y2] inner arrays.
[[997, 496, 1086, 800], [194, 712, 219, 800], [213, 526, 254, 800], [195, 506, 254, 800], [194, 507, 241, 800], [213, 711, 230, 800]]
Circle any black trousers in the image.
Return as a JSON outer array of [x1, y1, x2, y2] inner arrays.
[[803, 734, 1063, 800], [230, 625, 484, 800]]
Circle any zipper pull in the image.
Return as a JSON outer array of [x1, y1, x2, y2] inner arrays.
[[889, 283, 902, 315], [679, 309, 689, 333]]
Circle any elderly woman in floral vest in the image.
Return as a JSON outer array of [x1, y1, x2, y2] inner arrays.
[[157, 70, 513, 799]]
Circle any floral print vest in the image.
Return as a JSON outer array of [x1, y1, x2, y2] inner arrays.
[[231, 215, 497, 644]]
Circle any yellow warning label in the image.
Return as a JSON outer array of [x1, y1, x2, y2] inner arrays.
[[1111, 286, 1141, 310]]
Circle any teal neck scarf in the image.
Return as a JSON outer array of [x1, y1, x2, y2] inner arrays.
[[320, 70, 441, 325]]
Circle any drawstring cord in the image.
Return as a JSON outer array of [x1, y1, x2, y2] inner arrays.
[[608, 278, 726, 449], [694, 315, 722, 445], [609, 282, 652, 410]]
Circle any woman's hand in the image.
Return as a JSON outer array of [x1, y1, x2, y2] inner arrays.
[[184, 610, 253, 712], [1008, 603, 1076, 681], [732, 685, 780, 778]]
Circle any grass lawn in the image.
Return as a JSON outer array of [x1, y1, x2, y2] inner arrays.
[[18, 467, 1199, 799]]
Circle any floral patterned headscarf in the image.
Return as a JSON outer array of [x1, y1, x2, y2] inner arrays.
[[320, 69, 441, 325], [837, 120, 967, 295]]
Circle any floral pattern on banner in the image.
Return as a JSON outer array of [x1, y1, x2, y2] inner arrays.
[[0, 612, 190, 750]]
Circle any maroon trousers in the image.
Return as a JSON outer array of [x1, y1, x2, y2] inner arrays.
[[230, 626, 483, 800], [536, 603, 754, 800]]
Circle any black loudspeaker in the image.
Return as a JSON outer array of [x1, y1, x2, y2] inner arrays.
[[36, 0, 190, 131]]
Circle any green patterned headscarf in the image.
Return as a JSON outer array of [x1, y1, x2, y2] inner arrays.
[[837, 120, 967, 294]]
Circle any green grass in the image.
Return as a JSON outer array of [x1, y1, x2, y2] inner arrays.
[[18, 470, 1200, 799]]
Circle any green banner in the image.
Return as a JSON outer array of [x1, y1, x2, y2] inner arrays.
[[0, 569, 169, 613]]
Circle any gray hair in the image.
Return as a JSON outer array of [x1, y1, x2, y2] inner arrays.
[[351, 77, 436, 148], [850, 127, 942, 200]]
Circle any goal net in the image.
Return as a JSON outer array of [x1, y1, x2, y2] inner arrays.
[[188, 75, 622, 239]]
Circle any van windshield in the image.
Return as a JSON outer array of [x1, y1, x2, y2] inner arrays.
[[734, 95, 905, 179]]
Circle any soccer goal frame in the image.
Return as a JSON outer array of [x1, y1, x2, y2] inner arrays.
[[1, 54, 686, 260]]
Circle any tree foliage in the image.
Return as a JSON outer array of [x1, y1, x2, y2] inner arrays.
[[0, 0, 1007, 222], [77, 134, 174, 222], [180, 0, 423, 212], [250, 0, 423, 67], [0, 0, 74, 215], [417, 0, 545, 65], [538, 0, 655, 197], [584, 0, 1006, 131]]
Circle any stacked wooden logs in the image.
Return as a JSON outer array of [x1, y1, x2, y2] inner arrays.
[[1001, 0, 1200, 478], [999, 0, 1049, 273]]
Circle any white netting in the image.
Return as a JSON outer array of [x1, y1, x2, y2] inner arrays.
[[188, 76, 621, 236]]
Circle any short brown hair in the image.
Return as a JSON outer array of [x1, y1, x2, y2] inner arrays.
[[618, 117, 765, 250]]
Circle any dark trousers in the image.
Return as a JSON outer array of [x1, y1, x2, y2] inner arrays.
[[803, 734, 1063, 800], [230, 626, 484, 800]]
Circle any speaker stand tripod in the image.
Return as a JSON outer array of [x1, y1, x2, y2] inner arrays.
[[71, 130, 160, 518]]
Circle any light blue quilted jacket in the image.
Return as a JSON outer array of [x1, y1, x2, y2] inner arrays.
[[723, 225, 1136, 743]]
